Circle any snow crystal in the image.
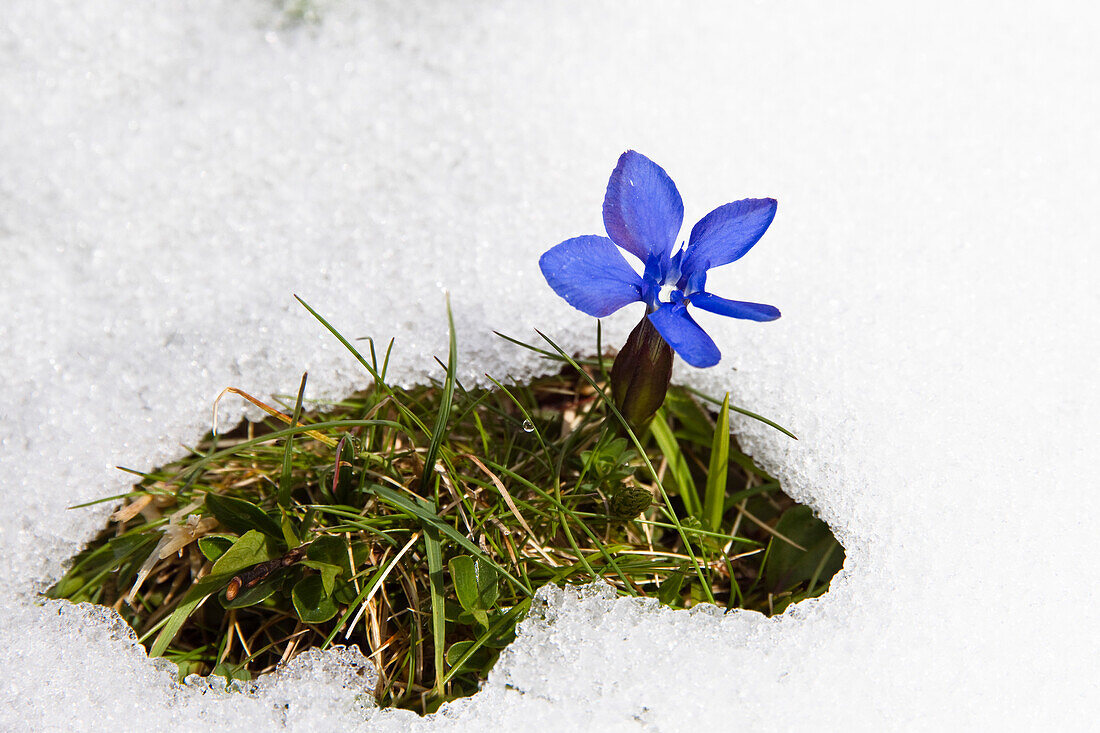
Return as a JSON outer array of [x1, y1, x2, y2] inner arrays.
[[1, 0, 1095, 730]]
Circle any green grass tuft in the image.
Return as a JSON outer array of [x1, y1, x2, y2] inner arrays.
[[47, 306, 843, 714]]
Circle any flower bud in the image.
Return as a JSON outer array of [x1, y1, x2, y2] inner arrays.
[[610, 314, 673, 432], [609, 485, 654, 519]]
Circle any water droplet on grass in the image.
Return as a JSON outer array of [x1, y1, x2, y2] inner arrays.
[[521, 419, 534, 433]]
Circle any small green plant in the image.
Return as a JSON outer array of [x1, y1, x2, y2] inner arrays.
[[48, 301, 843, 713]]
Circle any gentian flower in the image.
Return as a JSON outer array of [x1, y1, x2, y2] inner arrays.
[[540, 150, 780, 368]]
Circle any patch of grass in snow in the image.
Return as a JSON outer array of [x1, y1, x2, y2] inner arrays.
[[47, 300, 844, 714]]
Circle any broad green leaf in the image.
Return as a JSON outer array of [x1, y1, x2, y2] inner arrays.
[[300, 560, 342, 596], [445, 640, 476, 666], [197, 535, 235, 563], [657, 569, 686, 606], [332, 579, 358, 605], [450, 555, 500, 612], [762, 505, 845, 593], [210, 663, 251, 683], [449, 555, 477, 612], [473, 563, 499, 616], [306, 534, 350, 573], [203, 492, 282, 540], [292, 574, 339, 623], [440, 599, 532, 687], [210, 530, 277, 577]]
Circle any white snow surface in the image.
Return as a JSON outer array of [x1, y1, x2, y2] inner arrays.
[[1, 1, 1096, 730]]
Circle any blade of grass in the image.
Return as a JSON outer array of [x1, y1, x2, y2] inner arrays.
[[148, 573, 225, 657], [423, 526, 446, 699], [419, 296, 458, 501], [173, 418, 406, 489], [492, 331, 566, 362], [683, 385, 798, 440], [278, 373, 309, 507], [294, 295, 430, 436], [806, 542, 840, 596], [704, 392, 731, 532], [213, 387, 337, 447], [595, 320, 609, 382]]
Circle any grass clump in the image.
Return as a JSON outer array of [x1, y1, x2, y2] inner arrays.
[[47, 302, 844, 714]]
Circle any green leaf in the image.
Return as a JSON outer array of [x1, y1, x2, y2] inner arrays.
[[445, 640, 476, 666], [657, 569, 686, 606], [278, 372, 309, 507], [449, 555, 477, 611], [649, 412, 701, 518], [451, 555, 499, 610], [280, 510, 301, 549], [424, 527, 446, 696], [419, 296, 458, 500], [47, 573, 85, 599], [449, 555, 499, 627], [440, 599, 532, 688], [291, 574, 339, 623], [306, 534, 350, 573], [704, 392, 731, 532], [664, 388, 715, 447], [204, 492, 282, 541], [197, 535, 235, 563], [210, 663, 251, 683], [149, 536, 269, 661], [726, 449, 772, 478], [108, 533, 156, 563], [210, 530, 277, 577], [762, 505, 845, 593], [300, 560, 342, 596]]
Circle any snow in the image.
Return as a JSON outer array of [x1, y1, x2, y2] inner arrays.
[[1, 1, 1096, 730]]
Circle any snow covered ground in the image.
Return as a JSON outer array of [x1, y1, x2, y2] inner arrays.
[[1, 1, 1096, 730]]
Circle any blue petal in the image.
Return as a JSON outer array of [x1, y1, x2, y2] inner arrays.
[[682, 266, 707, 296], [602, 151, 684, 264], [680, 198, 777, 279], [690, 292, 781, 322], [648, 303, 721, 368], [539, 235, 644, 317]]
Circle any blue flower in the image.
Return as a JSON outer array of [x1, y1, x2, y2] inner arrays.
[[539, 150, 781, 368]]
